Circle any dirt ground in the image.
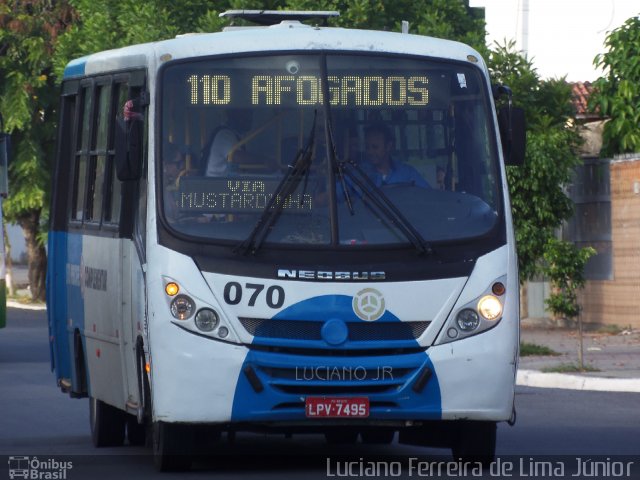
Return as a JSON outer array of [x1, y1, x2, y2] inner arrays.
[[519, 324, 640, 378]]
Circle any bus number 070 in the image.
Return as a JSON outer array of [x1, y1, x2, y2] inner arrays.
[[223, 282, 285, 309]]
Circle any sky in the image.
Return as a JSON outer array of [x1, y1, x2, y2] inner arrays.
[[470, 0, 640, 81]]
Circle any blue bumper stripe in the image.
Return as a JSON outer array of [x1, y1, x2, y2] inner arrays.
[[231, 295, 442, 422]]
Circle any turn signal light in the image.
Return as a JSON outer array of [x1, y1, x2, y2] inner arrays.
[[165, 282, 179, 296]]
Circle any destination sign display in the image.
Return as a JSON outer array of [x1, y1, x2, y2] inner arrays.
[[186, 73, 430, 108], [177, 177, 313, 214]]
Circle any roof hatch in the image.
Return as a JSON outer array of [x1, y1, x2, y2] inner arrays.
[[219, 10, 339, 26]]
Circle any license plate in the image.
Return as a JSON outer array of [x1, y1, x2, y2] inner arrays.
[[305, 397, 369, 418]]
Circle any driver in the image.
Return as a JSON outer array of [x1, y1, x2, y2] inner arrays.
[[361, 123, 429, 188]]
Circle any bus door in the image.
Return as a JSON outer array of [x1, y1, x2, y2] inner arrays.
[[69, 78, 128, 407], [113, 76, 148, 411]]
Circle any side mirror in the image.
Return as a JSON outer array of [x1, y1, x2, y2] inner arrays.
[[115, 116, 143, 181], [498, 105, 526, 166], [494, 85, 526, 166]]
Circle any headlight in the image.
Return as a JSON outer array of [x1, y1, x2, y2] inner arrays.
[[434, 276, 508, 346], [456, 309, 480, 331], [195, 308, 219, 332], [477, 295, 503, 321], [170, 295, 195, 320]]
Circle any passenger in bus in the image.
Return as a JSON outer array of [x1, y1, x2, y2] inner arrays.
[[203, 108, 253, 177], [163, 144, 186, 221], [361, 123, 429, 188], [436, 165, 446, 190]]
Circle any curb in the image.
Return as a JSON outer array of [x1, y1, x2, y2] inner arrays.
[[7, 300, 46, 311], [517, 369, 640, 393]]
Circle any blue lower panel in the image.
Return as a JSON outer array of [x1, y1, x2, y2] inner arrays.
[[231, 349, 442, 422], [46, 231, 85, 386]]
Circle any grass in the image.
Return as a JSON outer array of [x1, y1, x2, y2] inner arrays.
[[7, 290, 44, 305], [7, 293, 34, 303], [541, 363, 600, 373], [520, 342, 560, 357], [592, 324, 625, 335]]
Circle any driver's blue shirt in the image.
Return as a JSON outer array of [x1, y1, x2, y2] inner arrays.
[[332, 159, 429, 203], [360, 159, 430, 188]]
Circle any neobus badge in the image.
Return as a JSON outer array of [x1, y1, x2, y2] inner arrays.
[[277, 269, 385, 281], [353, 288, 386, 322]]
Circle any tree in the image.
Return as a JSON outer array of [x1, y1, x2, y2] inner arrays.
[[53, 0, 199, 75], [488, 41, 584, 282], [0, 1, 76, 301], [544, 239, 595, 320], [544, 238, 595, 369], [591, 14, 640, 156], [284, 0, 486, 52]]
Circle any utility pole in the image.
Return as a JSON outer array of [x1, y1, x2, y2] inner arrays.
[[521, 0, 529, 55]]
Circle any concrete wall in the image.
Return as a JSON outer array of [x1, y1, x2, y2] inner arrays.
[[579, 155, 640, 329]]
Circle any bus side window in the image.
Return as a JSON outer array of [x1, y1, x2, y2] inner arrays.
[[51, 84, 77, 232], [103, 82, 129, 225], [71, 85, 93, 222], [86, 84, 111, 223]]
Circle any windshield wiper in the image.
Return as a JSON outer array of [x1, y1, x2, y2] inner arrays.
[[235, 111, 318, 255], [341, 160, 433, 255], [325, 119, 354, 215]]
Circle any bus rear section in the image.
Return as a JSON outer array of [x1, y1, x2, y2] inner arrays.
[[47, 15, 523, 471]]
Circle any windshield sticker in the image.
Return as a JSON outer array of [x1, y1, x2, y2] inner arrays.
[[457, 73, 467, 89]]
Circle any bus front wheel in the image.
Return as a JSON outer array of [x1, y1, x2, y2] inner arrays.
[[450, 421, 496, 466], [89, 397, 126, 447], [152, 421, 194, 472]]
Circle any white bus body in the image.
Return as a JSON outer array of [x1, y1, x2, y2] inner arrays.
[[48, 13, 520, 469]]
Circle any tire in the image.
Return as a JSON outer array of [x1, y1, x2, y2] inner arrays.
[[73, 332, 88, 397], [135, 340, 151, 423], [450, 421, 497, 466], [90, 396, 126, 447], [126, 415, 146, 446], [152, 421, 194, 472], [324, 428, 359, 445], [361, 428, 395, 444]]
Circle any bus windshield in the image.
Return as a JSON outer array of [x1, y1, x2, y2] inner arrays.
[[160, 53, 502, 248]]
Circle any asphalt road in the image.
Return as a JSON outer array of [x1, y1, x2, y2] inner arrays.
[[1, 307, 639, 479]]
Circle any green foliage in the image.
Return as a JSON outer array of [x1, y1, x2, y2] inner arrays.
[[53, 0, 180, 78], [591, 14, 640, 156], [0, 0, 75, 301], [188, 0, 487, 52], [519, 342, 559, 357], [541, 363, 599, 373], [543, 239, 595, 320], [0, 0, 75, 228], [488, 41, 584, 281]]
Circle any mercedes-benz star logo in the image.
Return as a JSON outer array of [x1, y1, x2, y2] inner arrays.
[[352, 288, 386, 321]]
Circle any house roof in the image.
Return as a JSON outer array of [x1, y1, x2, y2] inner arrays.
[[571, 81, 600, 119]]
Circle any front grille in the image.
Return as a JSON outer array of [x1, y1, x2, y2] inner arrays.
[[275, 384, 395, 395], [239, 317, 430, 342], [240, 317, 322, 340]]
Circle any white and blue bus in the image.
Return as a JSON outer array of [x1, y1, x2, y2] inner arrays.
[[47, 10, 525, 470]]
